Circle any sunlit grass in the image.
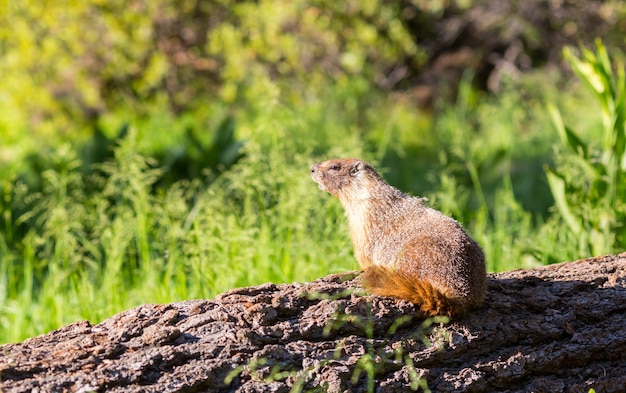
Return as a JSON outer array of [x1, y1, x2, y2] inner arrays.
[[545, 40, 626, 260], [0, 63, 616, 344]]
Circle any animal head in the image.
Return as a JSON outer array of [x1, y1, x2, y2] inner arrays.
[[310, 158, 381, 201]]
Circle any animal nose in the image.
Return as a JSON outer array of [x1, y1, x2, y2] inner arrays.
[[311, 163, 319, 173]]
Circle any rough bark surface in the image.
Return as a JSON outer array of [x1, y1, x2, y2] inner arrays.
[[1, 254, 626, 393]]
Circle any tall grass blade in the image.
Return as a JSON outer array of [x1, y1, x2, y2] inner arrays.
[[545, 169, 582, 236]]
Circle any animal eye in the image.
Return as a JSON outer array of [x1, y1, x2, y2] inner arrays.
[[329, 165, 340, 171]]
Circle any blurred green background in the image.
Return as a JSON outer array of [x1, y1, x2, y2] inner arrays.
[[1, 0, 626, 344]]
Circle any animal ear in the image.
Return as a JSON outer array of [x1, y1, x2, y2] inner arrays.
[[350, 161, 362, 176]]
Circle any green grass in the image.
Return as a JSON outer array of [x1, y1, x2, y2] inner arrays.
[[545, 40, 626, 260], [0, 46, 623, 344]]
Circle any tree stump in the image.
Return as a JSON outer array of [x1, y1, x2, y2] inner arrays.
[[1, 253, 625, 392]]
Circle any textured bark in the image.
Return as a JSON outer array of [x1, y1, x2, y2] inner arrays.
[[1, 254, 626, 393]]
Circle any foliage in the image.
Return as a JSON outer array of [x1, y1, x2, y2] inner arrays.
[[0, 88, 372, 343], [545, 40, 626, 260], [0, 0, 424, 151], [1, 1, 625, 346], [4, 0, 625, 161], [0, 71, 581, 343]]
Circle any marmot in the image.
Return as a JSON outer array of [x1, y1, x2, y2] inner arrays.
[[311, 158, 486, 318]]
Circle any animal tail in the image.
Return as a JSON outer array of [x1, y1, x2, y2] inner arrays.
[[360, 265, 465, 318]]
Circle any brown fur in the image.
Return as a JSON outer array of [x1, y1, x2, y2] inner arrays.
[[361, 265, 464, 317], [311, 158, 486, 318]]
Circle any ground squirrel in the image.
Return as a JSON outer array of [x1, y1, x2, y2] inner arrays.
[[311, 158, 486, 318]]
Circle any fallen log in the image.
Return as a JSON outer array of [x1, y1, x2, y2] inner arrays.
[[1, 253, 625, 392]]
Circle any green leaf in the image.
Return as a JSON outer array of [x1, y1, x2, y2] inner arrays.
[[564, 47, 605, 96], [594, 38, 613, 84], [546, 169, 582, 236], [547, 104, 588, 158]]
